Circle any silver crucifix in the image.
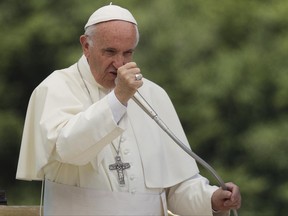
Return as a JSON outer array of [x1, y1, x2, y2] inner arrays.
[[109, 155, 130, 186]]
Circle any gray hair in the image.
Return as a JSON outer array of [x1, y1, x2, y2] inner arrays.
[[84, 24, 140, 47]]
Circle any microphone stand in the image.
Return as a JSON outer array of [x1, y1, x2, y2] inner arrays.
[[132, 91, 238, 216]]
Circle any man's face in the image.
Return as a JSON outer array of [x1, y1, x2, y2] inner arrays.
[[81, 21, 138, 89]]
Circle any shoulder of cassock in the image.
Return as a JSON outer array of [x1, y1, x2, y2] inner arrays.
[[15, 62, 94, 180], [127, 79, 199, 188]]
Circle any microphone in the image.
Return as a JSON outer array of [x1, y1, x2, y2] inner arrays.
[[132, 90, 238, 216], [132, 91, 157, 119]]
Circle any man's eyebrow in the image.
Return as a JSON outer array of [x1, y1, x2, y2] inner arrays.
[[102, 48, 135, 53], [125, 48, 135, 53], [102, 47, 117, 52]]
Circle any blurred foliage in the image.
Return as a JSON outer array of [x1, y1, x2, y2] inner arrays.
[[1, 0, 288, 215]]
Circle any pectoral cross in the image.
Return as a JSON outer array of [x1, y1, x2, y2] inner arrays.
[[109, 155, 130, 186]]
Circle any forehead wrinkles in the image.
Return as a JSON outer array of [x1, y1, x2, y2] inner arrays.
[[93, 21, 137, 47]]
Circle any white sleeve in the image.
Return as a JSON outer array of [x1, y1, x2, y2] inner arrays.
[[55, 91, 127, 166], [167, 174, 230, 216], [107, 90, 127, 124]]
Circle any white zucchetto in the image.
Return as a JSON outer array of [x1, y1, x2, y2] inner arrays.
[[84, 4, 137, 30]]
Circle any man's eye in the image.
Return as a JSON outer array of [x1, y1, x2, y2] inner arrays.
[[124, 51, 133, 57], [105, 49, 116, 55]]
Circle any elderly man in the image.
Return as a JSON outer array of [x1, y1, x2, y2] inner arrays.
[[16, 4, 241, 216]]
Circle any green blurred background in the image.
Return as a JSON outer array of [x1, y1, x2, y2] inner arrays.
[[1, 0, 288, 215]]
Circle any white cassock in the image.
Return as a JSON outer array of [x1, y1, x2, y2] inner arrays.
[[16, 55, 229, 216]]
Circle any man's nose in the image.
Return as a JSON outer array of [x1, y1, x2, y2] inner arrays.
[[112, 54, 125, 68]]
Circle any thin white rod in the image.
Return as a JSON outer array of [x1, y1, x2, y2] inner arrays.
[[132, 91, 238, 216]]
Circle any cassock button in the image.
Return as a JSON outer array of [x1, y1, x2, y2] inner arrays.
[[124, 149, 130, 155], [120, 137, 126, 142], [130, 175, 135, 181]]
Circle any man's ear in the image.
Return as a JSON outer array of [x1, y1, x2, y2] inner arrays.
[[80, 35, 90, 57]]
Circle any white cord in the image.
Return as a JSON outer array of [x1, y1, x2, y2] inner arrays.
[[132, 91, 238, 216]]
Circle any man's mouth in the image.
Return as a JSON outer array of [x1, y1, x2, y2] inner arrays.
[[110, 71, 117, 77]]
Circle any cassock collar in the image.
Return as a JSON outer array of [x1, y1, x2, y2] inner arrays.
[[77, 55, 108, 92]]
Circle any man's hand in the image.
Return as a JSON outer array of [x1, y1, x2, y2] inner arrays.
[[211, 182, 241, 212], [114, 62, 143, 105]]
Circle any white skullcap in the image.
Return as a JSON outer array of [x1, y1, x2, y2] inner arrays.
[[84, 4, 137, 30]]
